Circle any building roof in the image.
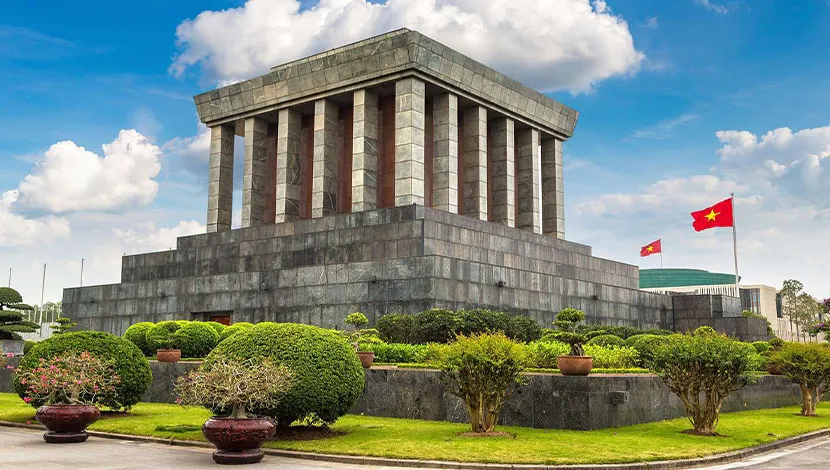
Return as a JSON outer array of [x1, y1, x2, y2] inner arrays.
[[639, 268, 740, 289], [193, 29, 578, 139]]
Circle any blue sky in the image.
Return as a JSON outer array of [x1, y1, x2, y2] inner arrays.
[[1, 0, 828, 303]]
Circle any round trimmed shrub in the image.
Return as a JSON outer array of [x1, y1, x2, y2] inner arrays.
[[205, 322, 227, 335], [207, 322, 364, 426], [625, 334, 670, 367], [587, 334, 626, 348], [413, 308, 459, 344], [146, 321, 185, 351], [23, 340, 36, 354], [376, 314, 415, 344], [15, 331, 151, 411], [506, 314, 542, 342], [219, 322, 254, 342], [124, 322, 155, 356], [173, 322, 220, 358], [751, 341, 771, 354], [455, 308, 510, 336]]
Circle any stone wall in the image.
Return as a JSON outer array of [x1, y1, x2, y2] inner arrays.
[[672, 294, 769, 342], [63, 205, 673, 335]]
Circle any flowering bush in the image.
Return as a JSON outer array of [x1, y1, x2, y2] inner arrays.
[[15, 351, 120, 406], [808, 322, 829, 337], [175, 357, 295, 419], [2, 352, 13, 370]]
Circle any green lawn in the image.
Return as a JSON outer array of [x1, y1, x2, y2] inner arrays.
[[1, 393, 828, 465]]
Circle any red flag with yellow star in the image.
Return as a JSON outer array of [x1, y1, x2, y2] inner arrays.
[[691, 197, 734, 232], [640, 239, 662, 257]]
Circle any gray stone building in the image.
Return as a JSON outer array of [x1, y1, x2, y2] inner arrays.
[[64, 29, 674, 334]]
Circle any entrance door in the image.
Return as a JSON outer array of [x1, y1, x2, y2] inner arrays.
[[209, 315, 231, 326]]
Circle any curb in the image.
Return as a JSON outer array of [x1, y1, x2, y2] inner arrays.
[[1, 420, 828, 469]]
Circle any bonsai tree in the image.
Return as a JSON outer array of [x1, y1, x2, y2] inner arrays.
[[0, 287, 38, 340], [175, 357, 295, 419], [51, 317, 78, 335], [344, 312, 369, 350], [16, 351, 120, 406], [650, 327, 759, 435], [772, 342, 830, 416], [437, 332, 529, 433], [551, 308, 587, 356]]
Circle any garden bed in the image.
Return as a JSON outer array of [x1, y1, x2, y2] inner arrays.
[[1, 393, 828, 465]]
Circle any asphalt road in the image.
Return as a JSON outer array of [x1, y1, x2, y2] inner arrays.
[[1, 426, 829, 469]]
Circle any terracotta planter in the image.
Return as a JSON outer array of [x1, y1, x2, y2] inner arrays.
[[156, 349, 181, 363], [557, 355, 593, 376], [36, 404, 100, 443], [766, 362, 782, 375], [357, 351, 375, 368], [202, 416, 276, 465]]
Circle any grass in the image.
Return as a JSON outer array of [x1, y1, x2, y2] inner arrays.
[[1, 392, 829, 465]]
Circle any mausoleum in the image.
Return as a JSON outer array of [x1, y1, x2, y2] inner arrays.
[[64, 29, 674, 334]]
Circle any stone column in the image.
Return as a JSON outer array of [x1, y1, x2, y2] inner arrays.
[[432, 93, 459, 213], [463, 106, 487, 220], [312, 99, 339, 218], [275, 108, 302, 222], [241, 117, 268, 228], [394, 77, 426, 206], [542, 137, 565, 238], [516, 128, 541, 233], [489, 117, 515, 226], [206, 124, 234, 233], [352, 89, 379, 212]]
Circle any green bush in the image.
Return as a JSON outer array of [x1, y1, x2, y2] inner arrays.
[[585, 329, 610, 340], [365, 342, 426, 363], [413, 308, 459, 344], [15, 331, 151, 411], [23, 340, 36, 354], [587, 334, 626, 348], [207, 322, 364, 426], [455, 308, 510, 336], [583, 344, 639, 368], [625, 334, 670, 367], [204, 322, 226, 335], [413, 342, 446, 364], [219, 322, 254, 342], [123, 322, 155, 356], [772, 342, 830, 416], [173, 322, 220, 358], [437, 332, 530, 433], [376, 314, 416, 343], [752, 341, 772, 355], [505, 314, 542, 342], [651, 329, 758, 434], [526, 340, 569, 368], [146, 321, 185, 351]]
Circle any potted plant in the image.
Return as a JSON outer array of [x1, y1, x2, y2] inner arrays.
[[0, 287, 39, 356], [345, 312, 374, 368], [175, 358, 295, 465], [15, 351, 120, 443], [552, 308, 593, 376]]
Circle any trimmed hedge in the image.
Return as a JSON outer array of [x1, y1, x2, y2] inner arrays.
[[413, 308, 458, 344], [15, 331, 152, 411], [587, 334, 626, 348], [173, 322, 219, 358], [455, 308, 509, 336], [23, 340, 36, 354], [204, 322, 227, 335], [219, 322, 254, 342], [207, 322, 364, 426], [379, 309, 541, 344], [146, 321, 184, 351], [376, 314, 416, 343], [506, 314, 542, 342], [624, 334, 670, 367], [124, 322, 156, 356], [365, 342, 426, 363]]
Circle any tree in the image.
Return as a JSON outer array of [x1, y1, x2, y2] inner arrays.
[[51, 317, 78, 335], [28, 301, 62, 324], [773, 343, 830, 416], [795, 294, 822, 342], [0, 287, 39, 340], [781, 279, 814, 342]]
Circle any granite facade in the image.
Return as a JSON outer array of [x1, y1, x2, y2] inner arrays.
[[672, 294, 770, 342], [63, 205, 672, 335]]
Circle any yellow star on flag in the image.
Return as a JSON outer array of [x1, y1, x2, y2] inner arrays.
[[647, 246, 654, 252], [705, 209, 720, 221]]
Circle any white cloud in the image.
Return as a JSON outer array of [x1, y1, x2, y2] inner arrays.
[[641, 17, 659, 29], [0, 190, 70, 247], [693, 0, 729, 14], [113, 220, 205, 253], [630, 113, 699, 140], [171, 0, 645, 93], [14, 129, 163, 213], [164, 123, 211, 176]]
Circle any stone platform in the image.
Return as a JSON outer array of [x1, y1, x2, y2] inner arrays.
[[63, 205, 672, 335]]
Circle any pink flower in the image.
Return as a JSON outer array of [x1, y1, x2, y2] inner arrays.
[[5, 353, 13, 358], [22, 397, 31, 403]]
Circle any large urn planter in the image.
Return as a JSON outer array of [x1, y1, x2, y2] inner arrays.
[[357, 351, 375, 368], [0, 339, 24, 356], [156, 349, 181, 363], [557, 356, 594, 376], [36, 404, 100, 443], [202, 416, 276, 465]]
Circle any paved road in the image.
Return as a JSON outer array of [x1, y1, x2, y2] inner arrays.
[[2, 426, 829, 469]]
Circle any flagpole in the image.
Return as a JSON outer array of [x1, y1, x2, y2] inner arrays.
[[731, 193, 739, 297]]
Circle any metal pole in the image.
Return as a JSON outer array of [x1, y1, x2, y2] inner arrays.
[[660, 251, 663, 269], [731, 193, 739, 297], [80, 258, 85, 287], [39, 263, 46, 336], [7, 267, 10, 287]]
